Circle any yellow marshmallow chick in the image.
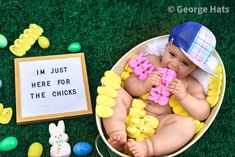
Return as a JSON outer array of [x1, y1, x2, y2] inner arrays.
[[135, 135, 145, 142], [0, 103, 13, 124], [126, 116, 145, 128], [139, 125, 155, 137], [124, 64, 133, 73], [127, 125, 141, 138], [193, 119, 205, 134], [139, 93, 150, 100], [120, 71, 130, 81], [131, 99, 146, 110], [143, 115, 159, 129], [128, 108, 146, 118], [104, 71, 122, 84]]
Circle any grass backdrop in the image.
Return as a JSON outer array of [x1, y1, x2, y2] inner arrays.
[[0, 0, 234, 157]]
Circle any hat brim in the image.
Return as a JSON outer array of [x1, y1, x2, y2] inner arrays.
[[180, 48, 217, 77]]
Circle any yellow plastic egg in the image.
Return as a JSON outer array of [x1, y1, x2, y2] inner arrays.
[[28, 142, 43, 157], [38, 36, 50, 49]]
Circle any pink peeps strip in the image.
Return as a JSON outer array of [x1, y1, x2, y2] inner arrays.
[[128, 52, 155, 80], [148, 68, 176, 106], [127, 53, 177, 106]]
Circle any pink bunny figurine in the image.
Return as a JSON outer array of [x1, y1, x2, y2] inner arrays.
[[49, 120, 71, 157]]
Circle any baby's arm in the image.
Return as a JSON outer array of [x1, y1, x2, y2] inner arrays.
[[124, 71, 161, 97], [125, 55, 162, 97], [168, 77, 210, 121]]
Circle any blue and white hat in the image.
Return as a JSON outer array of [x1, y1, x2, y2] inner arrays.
[[169, 22, 216, 76]]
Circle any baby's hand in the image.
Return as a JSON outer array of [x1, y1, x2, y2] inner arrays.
[[142, 71, 161, 92], [167, 79, 187, 101]]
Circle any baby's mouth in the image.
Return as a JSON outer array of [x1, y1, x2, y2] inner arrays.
[[167, 67, 178, 73]]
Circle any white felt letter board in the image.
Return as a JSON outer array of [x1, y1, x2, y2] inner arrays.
[[14, 53, 92, 124]]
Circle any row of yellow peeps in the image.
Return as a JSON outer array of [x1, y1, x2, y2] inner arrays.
[[9, 23, 49, 57], [126, 99, 159, 141], [96, 71, 122, 118], [206, 65, 223, 107]]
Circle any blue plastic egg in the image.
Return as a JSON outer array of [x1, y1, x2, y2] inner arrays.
[[73, 142, 93, 156], [0, 79, 2, 88]]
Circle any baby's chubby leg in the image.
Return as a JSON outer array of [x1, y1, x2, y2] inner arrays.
[[102, 88, 133, 151], [128, 114, 195, 156]]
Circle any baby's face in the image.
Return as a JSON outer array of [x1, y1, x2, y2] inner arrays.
[[162, 43, 196, 78]]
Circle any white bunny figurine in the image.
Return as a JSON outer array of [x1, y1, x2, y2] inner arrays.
[[49, 120, 71, 157]]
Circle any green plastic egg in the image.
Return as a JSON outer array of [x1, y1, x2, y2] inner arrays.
[[38, 36, 50, 49], [28, 142, 43, 157], [67, 42, 81, 52], [0, 34, 8, 48], [0, 136, 18, 151]]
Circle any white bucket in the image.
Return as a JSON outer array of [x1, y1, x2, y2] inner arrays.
[[95, 35, 226, 157]]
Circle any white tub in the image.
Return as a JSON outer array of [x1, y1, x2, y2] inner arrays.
[[96, 35, 226, 157]]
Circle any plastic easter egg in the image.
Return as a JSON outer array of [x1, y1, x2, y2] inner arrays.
[[67, 42, 81, 52], [0, 79, 2, 88], [0, 34, 8, 48], [73, 142, 93, 156], [0, 136, 18, 151], [28, 142, 43, 157], [38, 36, 50, 49]]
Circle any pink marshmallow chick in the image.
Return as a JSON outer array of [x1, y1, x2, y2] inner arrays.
[[148, 89, 169, 106], [128, 52, 148, 68], [128, 52, 155, 80], [158, 96, 169, 106], [157, 68, 176, 85], [148, 68, 176, 106], [151, 85, 170, 96]]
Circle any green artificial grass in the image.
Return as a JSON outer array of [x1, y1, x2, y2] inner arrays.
[[0, 0, 234, 156]]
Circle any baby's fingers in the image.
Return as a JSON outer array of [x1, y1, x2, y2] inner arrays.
[[152, 71, 161, 76], [149, 77, 161, 86], [167, 83, 181, 92]]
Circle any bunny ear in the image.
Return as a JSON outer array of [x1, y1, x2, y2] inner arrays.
[[49, 123, 57, 135], [57, 120, 65, 132]]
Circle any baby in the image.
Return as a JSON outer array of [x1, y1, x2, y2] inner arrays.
[[102, 22, 216, 156]]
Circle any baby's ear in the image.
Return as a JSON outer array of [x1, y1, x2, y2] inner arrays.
[[57, 120, 65, 132], [49, 123, 57, 135]]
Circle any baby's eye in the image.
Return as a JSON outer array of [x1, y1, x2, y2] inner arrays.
[[55, 136, 57, 138], [169, 52, 175, 57], [182, 61, 189, 66], [60, 134, 62, 137]]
